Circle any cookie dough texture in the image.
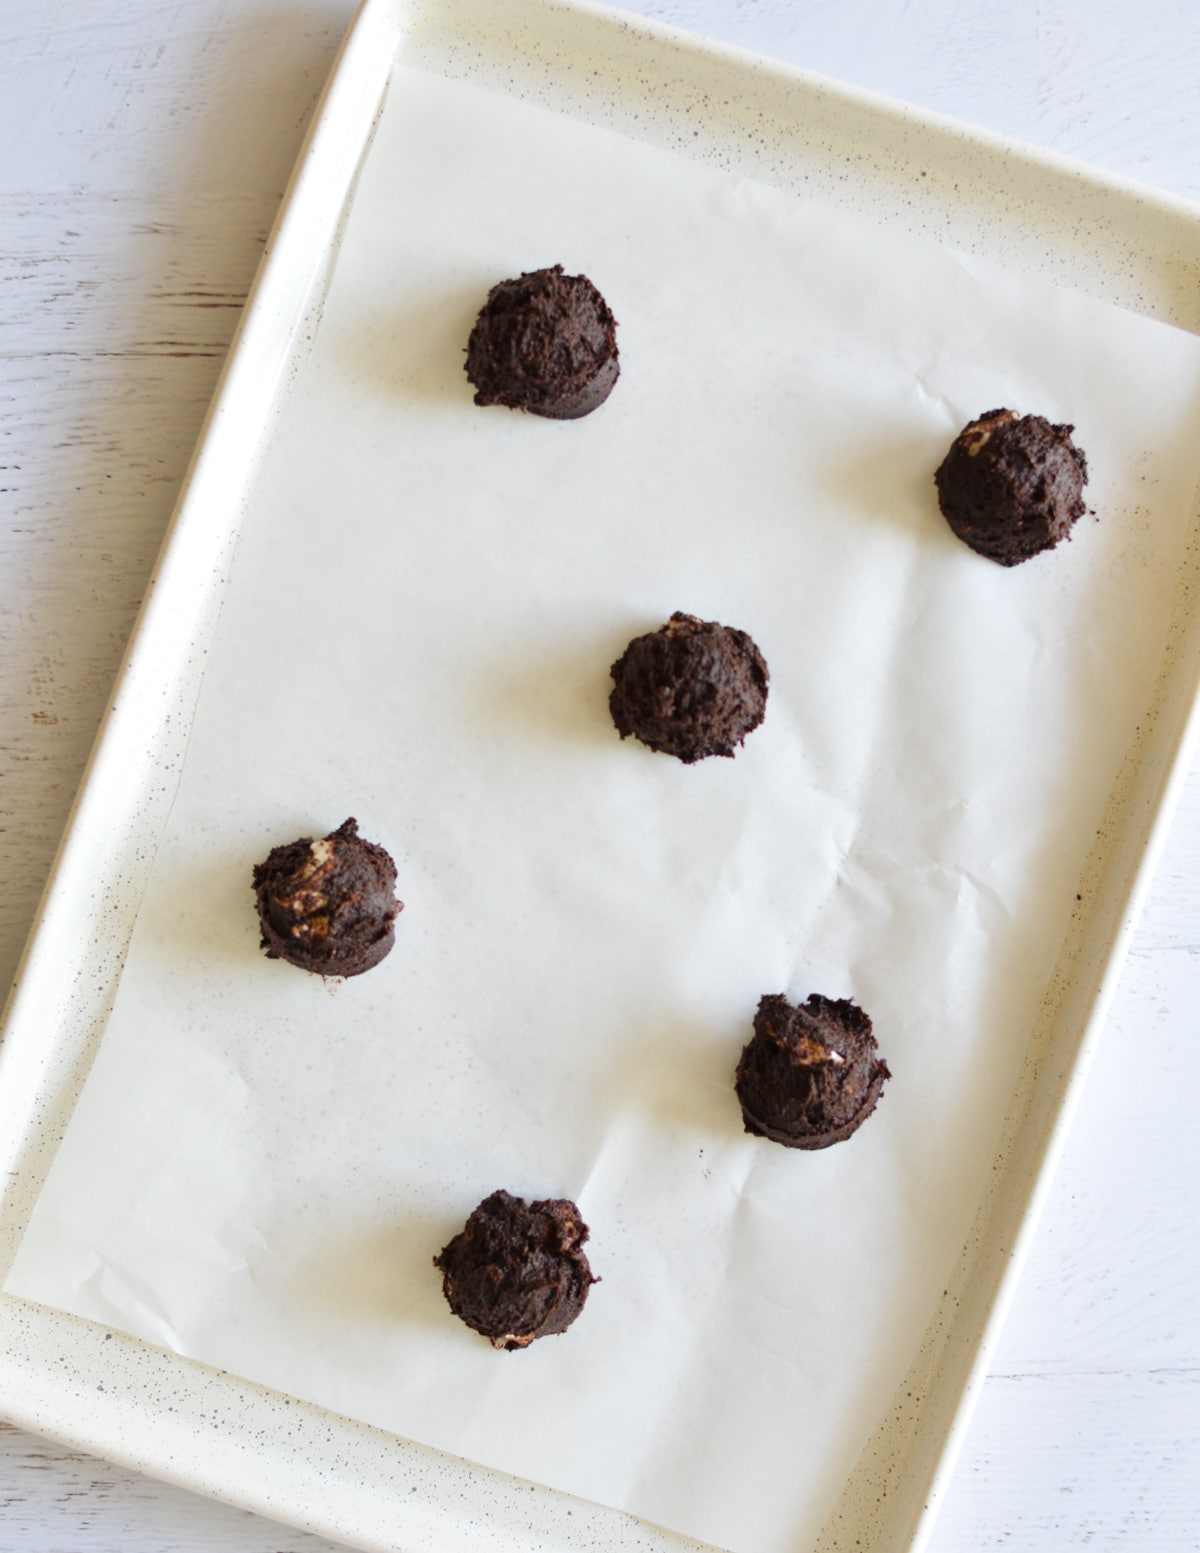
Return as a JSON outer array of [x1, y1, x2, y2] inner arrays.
[[251, 817, 401, 977], [465, 264, 619, 420], [609, 611, 769, 763], [434, 1190, 597, 1350], [934, 408, 1089, 566], [735, 993, 891, 1150]]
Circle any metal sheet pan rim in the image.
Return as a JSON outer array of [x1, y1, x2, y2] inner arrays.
[[562, 0, 1200, 221]]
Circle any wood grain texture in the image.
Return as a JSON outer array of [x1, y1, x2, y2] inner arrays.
[[0, 0, 351, 1004], [2, 1, 1200, 1549]]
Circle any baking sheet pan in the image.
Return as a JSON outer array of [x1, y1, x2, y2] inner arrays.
[[4, 3, 1200, 1552]]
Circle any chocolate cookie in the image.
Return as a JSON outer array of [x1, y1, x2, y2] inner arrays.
[[434, 1190, 597, 1350], [251, 817, 401, 977], [934, 408, 1089, 566], [735, 993, 890, 1149], [609, 611, 769, 764], [465, 264, 619, 420]]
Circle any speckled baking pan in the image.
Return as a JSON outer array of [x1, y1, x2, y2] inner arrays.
[[3, 2, 1200, 1552]]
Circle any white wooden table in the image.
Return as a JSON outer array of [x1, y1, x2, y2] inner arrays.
[[2, 2, 1198, 1548]]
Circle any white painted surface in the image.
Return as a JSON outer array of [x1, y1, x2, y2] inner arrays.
[[1, 2, 1198, 1549]]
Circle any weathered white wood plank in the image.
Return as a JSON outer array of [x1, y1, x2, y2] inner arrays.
[[0, 3, 350, 198], [0, 193, 278, 999], [936, 1370, 1200, 1550]]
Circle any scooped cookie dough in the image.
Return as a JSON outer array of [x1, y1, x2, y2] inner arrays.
[[609, 611, 769, 764], [251, 817, 401, 977], [735, 993, 890, 1149], [465, 264, 619, 420], [434, 1189, 597, 1350], [934, 408, 1089, 566]]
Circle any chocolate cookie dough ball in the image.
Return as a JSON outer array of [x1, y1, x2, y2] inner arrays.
[[465, 264, 619, 419], [934, 408, 1089, 566], [434, 1190, 597, 1350], [251, 817, 401, 977], [609, 611, 769, 764], [735, 993, 890, 1150]]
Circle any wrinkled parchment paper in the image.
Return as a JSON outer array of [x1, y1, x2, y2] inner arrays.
[[9, 66, 1200, 1553]]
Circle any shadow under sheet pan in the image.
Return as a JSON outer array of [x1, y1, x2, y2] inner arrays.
[[3, 3, 1200, 1552]]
